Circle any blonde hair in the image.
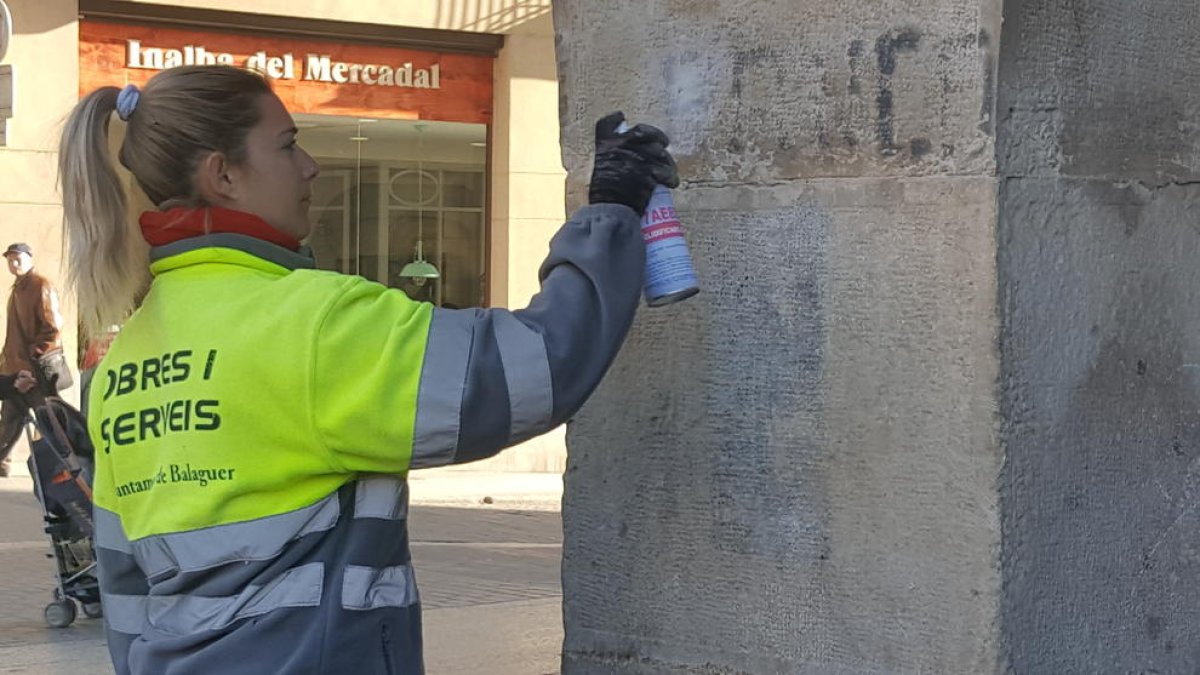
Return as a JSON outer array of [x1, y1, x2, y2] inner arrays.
[[58, 66, 272, 334]]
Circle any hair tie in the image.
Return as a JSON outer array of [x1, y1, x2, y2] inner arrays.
[[116, 84, 141, 122]]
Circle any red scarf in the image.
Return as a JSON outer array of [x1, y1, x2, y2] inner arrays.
[[139, 207, 301, 251]]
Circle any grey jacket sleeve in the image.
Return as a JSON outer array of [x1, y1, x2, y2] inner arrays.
[[410, 203, 644, 467], [95, 506, 149, 675]]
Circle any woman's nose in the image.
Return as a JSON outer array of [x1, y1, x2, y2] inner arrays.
[[303, 150, 320, 180]]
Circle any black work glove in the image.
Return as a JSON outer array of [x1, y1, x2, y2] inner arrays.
[[588, 112, 680, 214]]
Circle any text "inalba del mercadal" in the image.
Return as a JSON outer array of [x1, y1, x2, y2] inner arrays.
[[125, 40, 443, 89]]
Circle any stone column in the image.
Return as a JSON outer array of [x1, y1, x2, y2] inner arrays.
[[557, 0, 1200, 671], [556, 1, 1004, 672], [996, 0, 1200, 671]]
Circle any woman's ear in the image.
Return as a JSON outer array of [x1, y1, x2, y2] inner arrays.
[[193, 151, 237, 206]]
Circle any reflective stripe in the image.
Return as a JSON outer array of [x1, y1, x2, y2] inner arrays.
[[492, 313, 553, 442], [95, 505, 133, 554], [354, 476, 408, 520], [102, 592, 148, 635], [133, 493, 341, 578], [147, 562, 324, 635], [412, 310, 473, 468], [341, 564, 419, 611]]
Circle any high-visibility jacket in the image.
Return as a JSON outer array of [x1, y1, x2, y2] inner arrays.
[[92, 204, 644, 674]]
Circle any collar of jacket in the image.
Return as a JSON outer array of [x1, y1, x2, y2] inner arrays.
[[150, 233, 317, 276], [141, 206, 302, 251], [12, 269, 36, 288], [141, 205, 316, 274]]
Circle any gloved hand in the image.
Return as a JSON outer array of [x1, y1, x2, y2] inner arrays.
[[588, 112, 680, 214]]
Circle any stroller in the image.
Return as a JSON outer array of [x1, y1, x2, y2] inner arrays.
[[25, 397, 102, 628]]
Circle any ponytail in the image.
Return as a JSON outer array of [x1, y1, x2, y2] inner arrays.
[[58, 86, 150, 336], [59, 66, 270, 334]]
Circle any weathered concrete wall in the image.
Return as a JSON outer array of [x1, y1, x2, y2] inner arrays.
[[556, 1, 1004, 672], [996, 1, 1200, 671]]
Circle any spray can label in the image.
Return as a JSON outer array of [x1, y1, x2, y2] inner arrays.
[[641, 185, 700, 306]]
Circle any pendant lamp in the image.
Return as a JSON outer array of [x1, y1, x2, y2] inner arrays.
[[398, 123, 440, 285]]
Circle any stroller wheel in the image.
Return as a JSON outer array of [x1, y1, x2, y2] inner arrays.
[[82, 601, 103, 619], [44, 600, 76, 628]]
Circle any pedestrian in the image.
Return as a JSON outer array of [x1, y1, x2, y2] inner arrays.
[[0, 243, 67, 477], [58, 65, 677, 674]]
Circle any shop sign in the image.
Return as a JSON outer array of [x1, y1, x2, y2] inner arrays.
[[126, 40, 442, 89], [80, 21, 493, 124]]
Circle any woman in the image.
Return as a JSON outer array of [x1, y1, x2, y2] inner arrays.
[[59, 65, 676, 674]]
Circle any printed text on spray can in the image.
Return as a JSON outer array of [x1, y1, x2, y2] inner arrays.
[[641, 185, 700, 306]]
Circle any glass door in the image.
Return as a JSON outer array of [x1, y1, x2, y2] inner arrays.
[[297, 114, 488, 308]]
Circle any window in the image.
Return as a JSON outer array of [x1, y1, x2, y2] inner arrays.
[[297, 114, 487, 308]]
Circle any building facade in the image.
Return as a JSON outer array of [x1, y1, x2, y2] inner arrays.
[[0, 0, 566, 471]]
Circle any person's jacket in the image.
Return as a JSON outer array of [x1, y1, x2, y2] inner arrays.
[[3, 270, 63, 375], [91, 203, 645, 674]]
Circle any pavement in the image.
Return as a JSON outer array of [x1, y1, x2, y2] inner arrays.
[[408, 467, 564, 511], [0, 457, 566, 675]]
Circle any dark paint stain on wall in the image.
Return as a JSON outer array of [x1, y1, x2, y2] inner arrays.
[[848, 39, 865, 95], [875, 29, 922, 155], [706, 206, 830, 562]]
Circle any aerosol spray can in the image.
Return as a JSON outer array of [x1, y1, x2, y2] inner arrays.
[[618, 122, 700, 307]]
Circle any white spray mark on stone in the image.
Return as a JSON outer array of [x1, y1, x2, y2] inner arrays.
[[661, 52, 723, 156]]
